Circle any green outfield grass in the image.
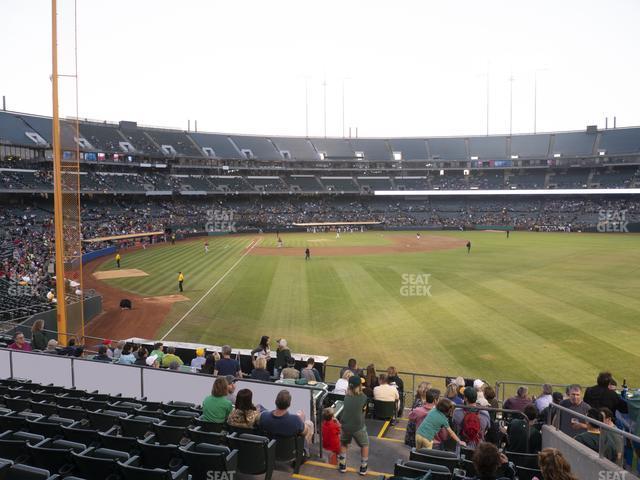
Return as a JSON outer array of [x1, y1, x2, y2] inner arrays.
[[96, 231, 640, 386]]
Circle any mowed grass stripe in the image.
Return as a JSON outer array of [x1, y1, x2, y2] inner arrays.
[[356, 261, 467, 375], [156, 239, 255, 329], [447, 272, 640, 382], [419, 272, 546, 381], [431, 272, 589, 381], [102, 238, 243, 296], [161, 252, 277, 343], [259, 257, 311, 337], [96, 231, 640, 386]]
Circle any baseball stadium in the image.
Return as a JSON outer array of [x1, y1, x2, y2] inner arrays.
[[1, 1, 640, 479]]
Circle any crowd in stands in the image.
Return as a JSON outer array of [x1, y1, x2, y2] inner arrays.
[[1, 328, 636, 479], [2, 164, 639, 193]]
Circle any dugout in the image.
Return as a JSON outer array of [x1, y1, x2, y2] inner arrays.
[[126, 337, 329, 379]]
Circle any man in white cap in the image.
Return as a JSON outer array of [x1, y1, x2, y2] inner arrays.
[[473, 379, 490, 406]]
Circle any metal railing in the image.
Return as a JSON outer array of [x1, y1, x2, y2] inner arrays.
[[546, 403, 640, 467], [495, 380, 576, 404], [325, 363, 458, 406]]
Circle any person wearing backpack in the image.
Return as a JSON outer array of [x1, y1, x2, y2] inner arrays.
[[453, 387, 491, 449]]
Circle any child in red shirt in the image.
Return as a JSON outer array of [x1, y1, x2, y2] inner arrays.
[[322, 407, 341, 464]]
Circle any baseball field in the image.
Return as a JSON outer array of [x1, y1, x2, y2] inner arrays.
[[90, 230, 640, 386]]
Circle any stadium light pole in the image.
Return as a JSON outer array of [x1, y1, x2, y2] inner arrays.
[[322, 79, 327, 138], [304, 77, 309, 137], [509, 73, 515, 135], [51, 0, 68, 343], [342, 78, 350, 139], [477, 66, 490, 136], [486, 69, 490, 136], [342, 79, 345, 138]]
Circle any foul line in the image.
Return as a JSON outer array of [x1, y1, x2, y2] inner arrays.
[[160, 237, 260, 341]]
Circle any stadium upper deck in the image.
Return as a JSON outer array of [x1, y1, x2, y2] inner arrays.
[[1, 110, 640, 166]]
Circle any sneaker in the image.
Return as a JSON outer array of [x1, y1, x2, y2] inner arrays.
[[338, 462, 347, 473], [359, 464, 368, 476]]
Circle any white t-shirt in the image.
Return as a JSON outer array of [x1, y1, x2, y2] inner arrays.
[[373, 384, 400, 402], [333, 378, 349, 395], [535, 394, 553, 412]]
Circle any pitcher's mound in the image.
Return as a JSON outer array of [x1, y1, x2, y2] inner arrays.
[[93, 269, 149, 280], [143, 295, 190, 304]]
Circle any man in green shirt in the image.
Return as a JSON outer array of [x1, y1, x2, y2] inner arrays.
[[202, 377, 233, 423], [161, 346, 183, 368], [339, 375, 370, 475], [416, 398, 467, 449], [149, 342, 165, 363]]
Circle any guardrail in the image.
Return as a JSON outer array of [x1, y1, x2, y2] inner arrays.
[[495, 380, 575, 404], [326, 363, 460, 406], [546, 402, 640, 469]]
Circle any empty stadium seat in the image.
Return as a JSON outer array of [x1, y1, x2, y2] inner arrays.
[[0, 412, 43, 432], [394, 459, 451, 479], [505, 450, 539, 468], [271, 433, 305, 473], [29, 401, 58, 416], [26, 415, 75, 438], [61, 420, 100, 446], [98, 426, 140, 453], [117, 455, 190, 480], [120, 415, 161, 439], [153, 422, 186, 445], [0, 430, 45, 461], [226, 432, 276, 480], [137, 435, 181, 469], [26, 437, 86, 474], [162, 410, 198, 428], [193, 417, 224, 433], [0, 459, 57, 480], [186, 427, 226, 446], [373, 400, 397, 420], [409, 448, 460, 472], [179, 442, 238, 480], [86, 409, 127, 432], [56, 406, 87, 422], [71, 446, 129, 480]]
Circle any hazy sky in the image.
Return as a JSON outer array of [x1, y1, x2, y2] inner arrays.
[[1, 0, 639, 138]]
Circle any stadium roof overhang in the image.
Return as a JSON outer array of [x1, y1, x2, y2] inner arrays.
[[375, 188, 640, 196]]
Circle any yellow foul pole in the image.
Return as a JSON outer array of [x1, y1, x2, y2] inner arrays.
[[51, 0, 68, 344]]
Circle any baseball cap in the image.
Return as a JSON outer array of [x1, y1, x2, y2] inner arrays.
[[196, 347, 205, 356], [348, 375, 362, 388], [146, 354, 158, 366], [473, 379, 484, 390]]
